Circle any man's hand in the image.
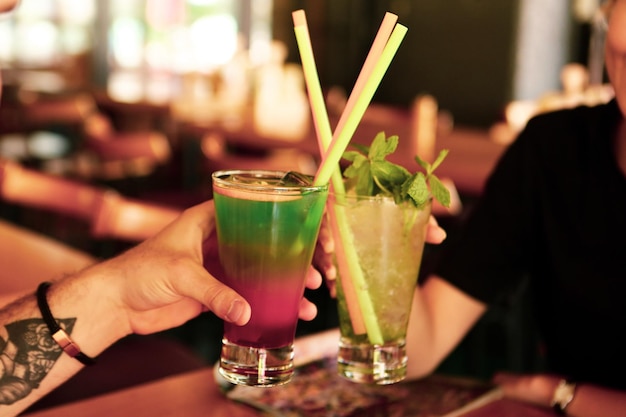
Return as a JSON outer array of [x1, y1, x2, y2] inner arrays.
[[94, 200, 251, 337]]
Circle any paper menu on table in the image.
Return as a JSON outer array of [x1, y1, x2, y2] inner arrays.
[[226, 355, 502, 417]]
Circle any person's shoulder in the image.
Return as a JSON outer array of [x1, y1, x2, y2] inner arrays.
[[526, 99, 619, 131], [512, 99, 618, 152]]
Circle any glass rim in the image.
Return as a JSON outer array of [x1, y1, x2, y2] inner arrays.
[[329, 192, 433, 209], [330, 192, 432, 201], [212, 169, 328, 194], [330, 192, 395, 201]]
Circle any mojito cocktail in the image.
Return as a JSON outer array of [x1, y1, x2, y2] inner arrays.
[[212, 170, 328, 386], [332, 193, 431, 384]]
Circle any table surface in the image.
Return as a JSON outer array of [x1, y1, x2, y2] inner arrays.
[[22, 330, 554, 417]]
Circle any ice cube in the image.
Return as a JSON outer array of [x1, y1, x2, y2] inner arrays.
[[279, 171, 313, 186]]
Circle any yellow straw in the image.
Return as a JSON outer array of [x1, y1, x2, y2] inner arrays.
[[293, 9, 369, 339], [293, 11, 346, 202], [292, 10, 333, 156]]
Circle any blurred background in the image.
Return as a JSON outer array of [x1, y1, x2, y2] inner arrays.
[[0, 0, 615, 393], [0, 0, 609, 125]]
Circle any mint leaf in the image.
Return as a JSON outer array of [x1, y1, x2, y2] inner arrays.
[[349, 143, 370, 156], [369, 132, 399, 161], [403, 172, 429, 206], [344, 153, 374, 196], [371, 160, 410, 194], [429, 149, 449, 173], [429, 174, 451, 208], [342, 131, 451, 208]]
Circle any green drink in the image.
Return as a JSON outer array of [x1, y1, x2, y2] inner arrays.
[[331, 193, 431, 384], [329, 132, 449, 384], [212, 170, 328, 387]]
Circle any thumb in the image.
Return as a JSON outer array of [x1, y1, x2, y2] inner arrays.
[[204, 281, 251, 326], [177, 265, 251, 326]]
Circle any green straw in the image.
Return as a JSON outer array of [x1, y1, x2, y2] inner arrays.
[[332, 12, 398, 144], [313, 23, 408, 187]]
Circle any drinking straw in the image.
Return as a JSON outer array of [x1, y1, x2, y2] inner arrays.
[[313, 22, 408, 187], [292, 10, 344, 192], [326, 204, 366, 334], [292, 10, 334, 156], [293, 10, 407, 345], [293, 9, 366, 337], [322, 23, 408, 345], [317, 13, 398, 342], [293, 10, 368, 336], [332, 12, 398, 139]]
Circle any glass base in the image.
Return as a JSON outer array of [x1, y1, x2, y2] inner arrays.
[[219, 339, 294, 387], [337, 339, 407, 385]]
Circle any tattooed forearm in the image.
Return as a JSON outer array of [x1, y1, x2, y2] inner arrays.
[[0, 318, 75, 405]]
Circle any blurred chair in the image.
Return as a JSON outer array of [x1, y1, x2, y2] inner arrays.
[[91, 191, 181, 242], [0, 93, 96, 170], [0, 158, 104, 222], [78, 112, 172, 180], [18, 92, 96, 128], [0, 158, 180, 244], [4, 91, 171, 181], [201, 132, 318, 176]]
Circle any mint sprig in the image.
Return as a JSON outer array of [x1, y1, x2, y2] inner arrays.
[[342, 131, 450, 208]]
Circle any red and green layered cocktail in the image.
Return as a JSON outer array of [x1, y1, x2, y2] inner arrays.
[[212, 169, 328, 387]]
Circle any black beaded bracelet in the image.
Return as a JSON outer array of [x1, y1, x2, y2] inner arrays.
[[36, 282, 96, 366]]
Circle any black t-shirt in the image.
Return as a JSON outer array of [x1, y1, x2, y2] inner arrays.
[[435, 99, 626, 389]]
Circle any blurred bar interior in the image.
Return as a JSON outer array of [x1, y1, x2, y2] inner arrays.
[[0, 0, 614, 167], [0, 0, 617, 396]]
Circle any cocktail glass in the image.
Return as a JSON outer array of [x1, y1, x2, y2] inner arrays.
[[211, 169, 328, 387], [330, 193, 431, 384]]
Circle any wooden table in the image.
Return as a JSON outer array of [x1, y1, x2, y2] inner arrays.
[[0, 219, 95, 306], [22, 330, 554, 417], [21, 368, 256, 417], [20, 368, 553, 417]]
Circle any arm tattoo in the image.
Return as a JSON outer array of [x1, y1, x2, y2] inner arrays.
[[0, 318, 76, 405]]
